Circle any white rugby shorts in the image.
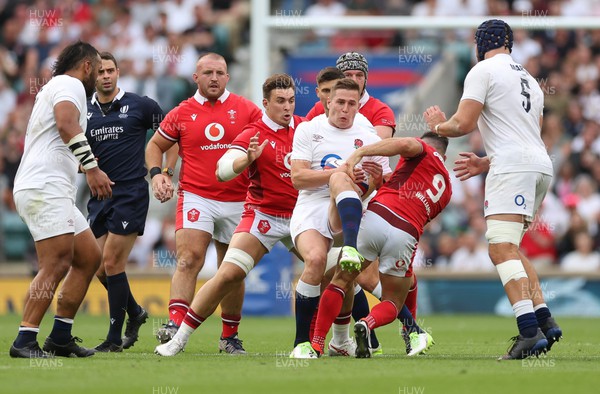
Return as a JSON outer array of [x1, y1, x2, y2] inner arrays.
[[14, 183, 88, 241], [484, 171, 552, 223], [358, 207, 418, 278], [234, 208, 294, 251], [176, 190, 243, 244]]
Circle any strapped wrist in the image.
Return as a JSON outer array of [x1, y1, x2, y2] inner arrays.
[[68, 133, 97, 171]]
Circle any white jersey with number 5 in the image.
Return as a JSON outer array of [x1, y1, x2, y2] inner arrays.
[[14, 75, 87, 192], [461, 53, 552, 175]]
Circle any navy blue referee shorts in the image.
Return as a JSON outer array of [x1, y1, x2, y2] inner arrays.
[[87, 177, 149, 238]]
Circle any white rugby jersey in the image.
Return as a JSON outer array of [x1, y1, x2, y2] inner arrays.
[[461, 53, 553, 175], [14, 75, 87, 192], [291, 113, 391, 205]]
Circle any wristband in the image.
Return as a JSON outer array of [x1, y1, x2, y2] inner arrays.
[[149, 167, 162, 179], [67, 133, 97, 171], [434, 123, 441, 135]]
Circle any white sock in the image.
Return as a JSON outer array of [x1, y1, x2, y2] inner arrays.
[[512, 299, 534, 318], [331, 313, 352, 345], [372, 282, 382, 299], [296, 280, 321, 297], [172, 321, 195, 344], [533, 303, 547, 311]]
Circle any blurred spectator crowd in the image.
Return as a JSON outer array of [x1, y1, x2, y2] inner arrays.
[[2, 0, 600, 273]]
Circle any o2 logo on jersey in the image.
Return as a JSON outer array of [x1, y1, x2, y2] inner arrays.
[[321, 154, 343, 169], [514, 194, 526, 210], [205, 123, 225, 142], [283, 152, 293, 170]]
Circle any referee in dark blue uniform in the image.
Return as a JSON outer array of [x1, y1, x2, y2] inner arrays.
[[86, 52, 176, 352]]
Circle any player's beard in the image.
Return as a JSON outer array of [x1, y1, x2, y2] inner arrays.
[[83, 73, 96, 97]]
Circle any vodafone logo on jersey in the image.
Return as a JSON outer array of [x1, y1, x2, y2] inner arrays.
[[205, 123, 225, 141], [280, 152, 293, 178], [200, 123, 231, 151]]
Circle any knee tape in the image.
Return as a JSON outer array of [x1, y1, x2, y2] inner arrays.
[[496, 259, 528, 286], [223, 248, 255, 275], [485, 220, 524, 245]]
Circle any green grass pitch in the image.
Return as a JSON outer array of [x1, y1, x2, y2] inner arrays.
[[0, 314, 598, 394]]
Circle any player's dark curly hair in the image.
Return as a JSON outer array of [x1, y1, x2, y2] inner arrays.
[[421, 131, 449, 154], [263, 73, 295, 99], [52, 41, 99, 77]]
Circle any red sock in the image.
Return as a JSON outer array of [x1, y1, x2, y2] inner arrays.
[[182, 308, 205, 329], [168, 298, 189, 326], [221, 313, 241, 338], [311, 284, 345, 354], [404, 274, 418, 320], [364, 300, 398, 330], [309, 307, 318, 342], [334, 311, 351, 325]]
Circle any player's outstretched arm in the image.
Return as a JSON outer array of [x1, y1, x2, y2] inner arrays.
[[453, 152, 490, 181], [346, 137, 422, 170], [216, 132, 268, 182], [424, 100, 483, 138]]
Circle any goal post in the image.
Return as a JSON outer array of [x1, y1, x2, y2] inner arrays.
[[250, 2, 600, 104]]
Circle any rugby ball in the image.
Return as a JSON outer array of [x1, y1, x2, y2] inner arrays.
[[324, 158, 370, 196]]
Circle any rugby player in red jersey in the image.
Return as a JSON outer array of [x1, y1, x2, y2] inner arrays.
[[154, 74, 304, 356], [146, 53, 261, 354]]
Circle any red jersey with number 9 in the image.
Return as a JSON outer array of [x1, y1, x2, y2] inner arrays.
[[158, 90, 262, 202], [370, 139, 452, 235]]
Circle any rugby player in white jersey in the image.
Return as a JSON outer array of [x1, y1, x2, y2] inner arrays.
[[10, 41, 113, 358], [424, 19, 562, 360], [289, 78, 391, 358]]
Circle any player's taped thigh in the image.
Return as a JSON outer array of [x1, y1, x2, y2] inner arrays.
[[223, 248, 255, 275], [496, 259, 528, 286], [485, 219, 524, 245]]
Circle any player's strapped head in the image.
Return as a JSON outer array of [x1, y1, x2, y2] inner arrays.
[[475, 19, 513, 61], [336, 52, 368, 78], [330, 78, 360, 99], [52, 40, 99, 77], [100, 51, 118, 68], [263, 73, 295, 99], [316, 67, 345, 85], [421, 132, 449, 155]]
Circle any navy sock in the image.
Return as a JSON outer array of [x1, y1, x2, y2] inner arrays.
[[352, 289, 379, 348], [294, 292, 320, 347], [14, 327, 39, 348], [336, 194, 363, 248], [535, 306, 551, 327], [398, 304, 424, 334], [106, 272, 130, 345], [126, 292, 142, 319], [517, 313, 539, 338], [101, 275, 140, 318], [49, 316, 73, 345]]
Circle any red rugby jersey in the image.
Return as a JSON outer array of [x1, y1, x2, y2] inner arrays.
[[305, 91, 396, 130], [158, 90, 262, 202], [230, 114, 304, 217], [370, 139, 452, 236]]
